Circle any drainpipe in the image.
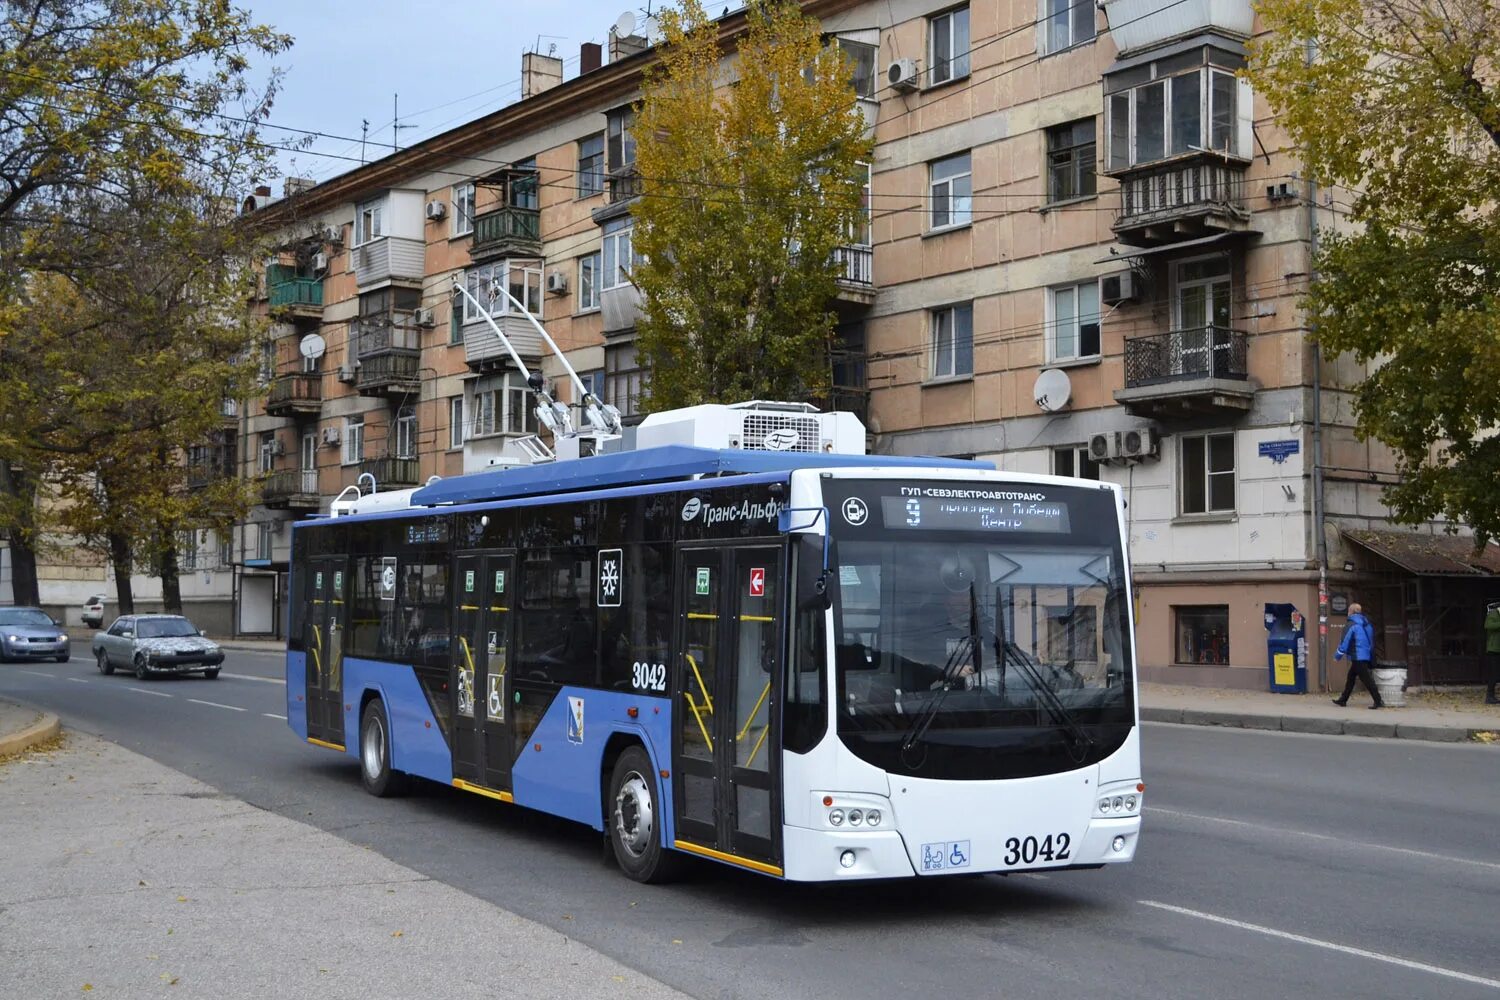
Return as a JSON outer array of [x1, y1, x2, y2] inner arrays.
[[1305, 37, 1330, 690]]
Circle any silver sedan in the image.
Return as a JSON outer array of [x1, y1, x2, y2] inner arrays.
[[92, 615, 225, 679]]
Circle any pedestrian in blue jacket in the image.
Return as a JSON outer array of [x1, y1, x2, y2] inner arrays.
[[1332, 603, 1383, 709]]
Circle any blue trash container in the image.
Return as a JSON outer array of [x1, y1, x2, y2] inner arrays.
[[1264, 602, 1308, 694]]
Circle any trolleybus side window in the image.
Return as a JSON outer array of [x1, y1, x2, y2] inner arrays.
[[785, 537, 827, 753], [599, 543, 672, 691], [517, 547, 597, 687]]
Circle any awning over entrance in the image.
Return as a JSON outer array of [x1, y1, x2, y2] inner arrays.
[[1343, 528, 1500, 577]]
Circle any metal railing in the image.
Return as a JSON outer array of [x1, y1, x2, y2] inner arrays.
[[262, 468, 319, 502], [266, 373, 322, 409], [355, 352, 419, 389], [834, 245, 873, 285], [1123, 326, 1248, 387], [359, 456, 419, 488], [471, 205, 540, 254], [187, 460, 234, 489], [607, 163, 641, 204], [1116, 160, 1248, 226], [268, 277, 323, 310]]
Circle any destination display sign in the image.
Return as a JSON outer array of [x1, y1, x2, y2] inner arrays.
[[879, 492, 1069, 534]]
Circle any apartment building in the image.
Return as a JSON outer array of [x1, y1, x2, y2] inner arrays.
[[232, 0, 1494, 689]]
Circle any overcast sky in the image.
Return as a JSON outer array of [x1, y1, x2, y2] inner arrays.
[[245, 1, 659, 186]]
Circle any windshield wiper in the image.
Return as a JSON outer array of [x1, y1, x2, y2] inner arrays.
[[901, 584, 981, 754], [999, 638, 1094, 762]]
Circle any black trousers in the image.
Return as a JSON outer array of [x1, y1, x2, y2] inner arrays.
[[1487, 652, 1499, 699], [1337, 659, 1383, 706]]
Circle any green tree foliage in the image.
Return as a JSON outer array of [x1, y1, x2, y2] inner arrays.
[[632, 0, 872, 409], [1251, 0, 1500, 542]]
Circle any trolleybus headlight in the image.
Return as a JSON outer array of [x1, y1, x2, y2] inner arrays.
[[1112, 836, 1127, 853], [839, 850, 856, 869], [1125, 795, 1137, 811], [847, 809, 863, 826], [1112, 796, 1124, 811], [1099, 797, 1111, 813], [865, 809, 881, 826], [828, 809, 845, 826]]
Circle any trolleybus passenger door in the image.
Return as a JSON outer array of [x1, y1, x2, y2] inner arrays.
[[451, 552, 514, 791], [306, 557, 348, 747], [675, 545, 783, 869]]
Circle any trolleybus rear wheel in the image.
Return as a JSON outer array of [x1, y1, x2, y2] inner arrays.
[[359, 699, 408, 798], [608, 746, 682, 883]]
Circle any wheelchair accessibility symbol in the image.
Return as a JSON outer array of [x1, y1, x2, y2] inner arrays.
[[948, 841, 970, 868], [920, 840, 971, 871]]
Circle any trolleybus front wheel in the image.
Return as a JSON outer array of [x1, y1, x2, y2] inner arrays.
[[608, 746, 682, 883], [359, 699, 408, 798]]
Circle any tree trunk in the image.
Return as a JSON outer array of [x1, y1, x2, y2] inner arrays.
[[160, 542, 182, 614], [0, 460, 41, 606], [108, 531, 135, 614]]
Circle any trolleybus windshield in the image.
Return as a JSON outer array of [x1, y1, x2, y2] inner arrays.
[[824, 479, 1134, 780]]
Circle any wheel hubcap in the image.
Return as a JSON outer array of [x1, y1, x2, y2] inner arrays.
[[363, 715, 384, 779], [615, 771, 654, 858]]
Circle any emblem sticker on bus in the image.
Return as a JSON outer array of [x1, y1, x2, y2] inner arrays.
[[681, 497, 703, 521]]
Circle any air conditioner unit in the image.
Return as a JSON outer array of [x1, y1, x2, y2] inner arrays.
[[1119, 426, 1160, 461], [269, 438, 286, 457], [414, 307, 436, 328], [336, 366, 356, 384], [887, 57, 920, 93], [311, 251, 329, 273], [425, 200, 447, 221], [1088, 432, 1119, 464], [321, 426, 342, 446], [637, 401, 865, 455], [1100, 272, 1136, 306], [320, 224, 344, 244], [545, 271, 568, 295]]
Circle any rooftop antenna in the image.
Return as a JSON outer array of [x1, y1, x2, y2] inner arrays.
[[360, 119, 369, 163], [392, 94, 416, 150]]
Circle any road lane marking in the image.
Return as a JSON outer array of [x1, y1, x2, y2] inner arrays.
[[128, 687, 171, 698], [263, 712, 287, 721], [1148, 806, 1500, 873], [223, 673, 283, 685], [66, 677, 88, 684], [187, 698, 245, 712], [17, 670, 55, 678], [1139, 900, 1500, 990]]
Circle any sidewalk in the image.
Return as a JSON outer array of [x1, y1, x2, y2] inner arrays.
[[1140, 682, 1500, 743], [0, 707, 689, 1000]]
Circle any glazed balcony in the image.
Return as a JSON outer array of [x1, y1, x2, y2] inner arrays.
[[1114, 325, 1256, 418], [264, 373, 322, 417], [359, 456, 418, 489], [470, 205, 541, 260], [353, 236, 425, 288], [261, 468, 320, 510]]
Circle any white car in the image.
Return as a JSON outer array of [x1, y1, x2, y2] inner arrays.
[[82, 594, 106, 629]]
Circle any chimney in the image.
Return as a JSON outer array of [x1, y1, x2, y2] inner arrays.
[[609, 33, 648, 62], [254, 184, 272, 197], [283, 176, 315, 198], [580, 41, 602, 74], [521, 51, 564, 99]]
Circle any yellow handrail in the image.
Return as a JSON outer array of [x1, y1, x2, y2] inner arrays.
[[684, 692, 714, 752], [685, 652, 714, 714], [736, 681, 771, 742], [744, 724, 770, 768]]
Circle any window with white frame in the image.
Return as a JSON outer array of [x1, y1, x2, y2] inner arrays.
[[929, 152, 972, 230], [449, 396, 466, 449], [218, 534, 232, 569], [1044, 0, 1095, 54], [930, 303, 974, 379], [578, 251, 601, 311], [1046, 119, 1096, 202], [462, 260, 542, 322], [837, 37, 877, 98], [394, 405, 417, 459], [452, 183, 475, 237], [577, 134, 605, 197], [471, 373, 535, 437], [1108, 67, 1243, 170], [605, 342, 646, 417], [606, 108, 636, 173], [259, 339, 274, 384], [1181, 431, 1235, 514], [179, 531, 197, 571], [929, 6, 970, 85], [258, 432, 274, 474], [343, 416, 364, 465], [1053, 446, 1101, 481], [601, 218, 637, 289], [847, 161, 872, 245], [355, 197, 384, 244], [255, 522, 273, 562], [1049, 281, 1101, 361]]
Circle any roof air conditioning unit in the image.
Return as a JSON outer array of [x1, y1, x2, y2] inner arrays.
[[311, 251, 329, 273], [1119, 426, 1160, 461], [321, 426, 342, 445], [637, 401, 865, 455], [335, 366, 356, 384], [1100, 272, 1136, 306], [546, 271, 569, 295], [887, 58, 921, 93], [1088, 432, 1119, 464], [425, 200, 447, 221], [414, 307, 436, 328]]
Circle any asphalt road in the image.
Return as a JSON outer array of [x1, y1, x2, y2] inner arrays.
[[4, 648, 1498, 1000]]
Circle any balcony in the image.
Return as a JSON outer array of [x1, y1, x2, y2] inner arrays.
[[607, 163, 641, 205], [1114, 326, 1256, 418], [264, 373, 322, 417], [462, 311, 543, 372], [353, 236, 425, 288], [1112, 158, 1252, 246], [833, 244, 875, 307], [186, 460, 234, 490], [470, 205, 541, 260], [359, 456, 418, 489], [268, 277, 323, 317], [355, 352, 419, 396], [261, 468, 320, 510]]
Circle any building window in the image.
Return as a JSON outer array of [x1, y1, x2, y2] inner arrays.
[[929, 152, 972, 230], [929, 303, 973, 380], [463, 260, 542, 322], [1108, 68, 1242, 169], [255, 522, 273, 562], [511, 157, 538, 210], [1045, 604, 1097, 663], [259, 339, 274, 384], [602, 218, 637, 290], [452, 183, 475, 237], [605, 342, 645, 417], [218, 534, 233, 569], [1049, 281, 1101, 361], [1053, 446, 1101, 481], [848, 161, 872, 245], [179, 531, 197, 572], [449, 300, 463, 345], [355, 197, 384, 245], [449, 396, 466, 449], [1181, 431, 1235, 514], [1044, 0, 1095, 54], [836, 37, 877, 99], [578, 251, 601, 311], [258, 432, 274, 474], [394, 405, 416, 460], [606, 107, 636, 172], [1175, 605, 1230, 665], [577, 133, 605, 197], [343, 416, 364, 466], [1046, 119, 1096, 202], [929, 6, 970, 85], [577, 369, 605, 404], [472, 373, 535, 437]]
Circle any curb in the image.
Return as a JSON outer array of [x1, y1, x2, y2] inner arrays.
[[0, 707, 62, 758], [1141, 706, 1493, 744]]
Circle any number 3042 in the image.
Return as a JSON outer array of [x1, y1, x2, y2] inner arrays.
[[1003, 833, 1071, 866], [632, 661, 667, 692]]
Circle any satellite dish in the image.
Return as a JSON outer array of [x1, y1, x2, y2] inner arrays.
[[299, 332, 327, 361], [640, 13, 661, 42], [1033, 368, 1072, 412], [612, 9, 637, 36]]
